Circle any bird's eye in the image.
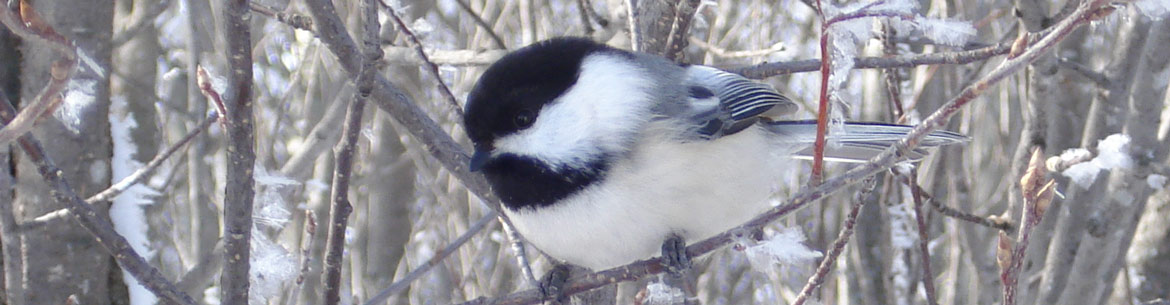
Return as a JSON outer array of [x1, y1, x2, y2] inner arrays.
[[514, 110, 535, 128]]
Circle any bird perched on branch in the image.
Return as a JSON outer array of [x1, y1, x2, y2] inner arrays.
[[463, 37, 965, 298]]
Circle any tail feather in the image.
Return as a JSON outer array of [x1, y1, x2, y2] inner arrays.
[[764, 120, 968, 162]]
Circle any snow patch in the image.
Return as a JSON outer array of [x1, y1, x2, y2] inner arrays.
[[56, 79, 98, 135], [916, 17, 976, 46], [109, 99, 160, 305], [744, 227, 823, 270], [1134, 0, 1169, 19], [643, 280, 687, 305], [1061, 134, 1134, 188], [250, 231, 298, 305], [1147, 174, 1167, 189], [888, 199, 917, 249]]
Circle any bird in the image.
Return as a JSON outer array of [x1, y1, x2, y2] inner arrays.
[[462, 37, 964, 278]]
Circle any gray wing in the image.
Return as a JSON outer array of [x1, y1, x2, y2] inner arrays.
[[683, 65, 796, 139]]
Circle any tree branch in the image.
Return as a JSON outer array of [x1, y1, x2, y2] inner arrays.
[[220, 0, 257, 302], [323, 0, 380, 302], [453, 0, 506, 49], [364, 212, 499, 305], [792, 178, 876, 305], [382, 1, 464, 117]]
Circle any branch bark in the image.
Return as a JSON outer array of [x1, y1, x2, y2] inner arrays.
[[220, 0, 257, 302]]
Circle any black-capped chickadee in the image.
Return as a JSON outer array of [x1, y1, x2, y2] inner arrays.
[[463, 37, 964, 273]]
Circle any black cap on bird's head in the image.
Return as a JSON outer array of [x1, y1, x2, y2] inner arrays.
[[463, 38, 612, 171]]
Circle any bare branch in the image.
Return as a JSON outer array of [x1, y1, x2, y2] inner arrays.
[[792, 178, 876, 305], [453, 0, 506, 49], [1057, 56, 1110, 86], [688, 37, 785, 59], [220, 0, 257, 302], [89, 112, 218, 203], [379, 47, 506, 66], [18, 112, 218, 230], [365, 212, 499, 305], [730, 41, 1012, 79], [382, 2, 464, 117], [906, 172, 938, 305], [323, 0, 380, 302]]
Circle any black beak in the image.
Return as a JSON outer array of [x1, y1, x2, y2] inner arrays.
[[469, 149, 491, 172]]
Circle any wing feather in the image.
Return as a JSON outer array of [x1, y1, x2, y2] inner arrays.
[[684, 65, 795, 138]]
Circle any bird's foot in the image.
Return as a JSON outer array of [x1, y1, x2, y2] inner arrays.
[[539, 264, 572, 303], [661, 235, 692, 276]]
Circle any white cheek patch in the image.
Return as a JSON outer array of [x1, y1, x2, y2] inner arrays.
[[494, 54, 654, 168]]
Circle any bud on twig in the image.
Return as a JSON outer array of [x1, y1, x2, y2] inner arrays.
[[1020, 148, 1046, 203], [996, 231, 1014, 273]]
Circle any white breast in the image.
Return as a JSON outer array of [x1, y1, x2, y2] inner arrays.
[[503, 125, 795, 270]]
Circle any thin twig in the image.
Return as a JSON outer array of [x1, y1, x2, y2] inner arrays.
[[626, 0, 640, 52], [0, 91, 196, 305], [730, 40, 1012, 79], [456, 2, 1113, 303], [18, 112, 218, 230], [285, 211, 317, 305], [323, 0, 379, 302], [581, 0, 609, 27], [381, 1, 465, 117], [365, 212, 499, 305], [792, 177, 876, 305], [1056, 56, 1110, 86], [905, 182, 1014, 232], [688, 37, 785, 58], [882, 21, 906, 122], [89, 112, 218, 203], [220, 0, 257, 302], [576, 0, 594, 37], [454, 0, 506, 49], [906, 172, 939, 305], [379, 47, 506, 66], [249, 1, 313, 31]]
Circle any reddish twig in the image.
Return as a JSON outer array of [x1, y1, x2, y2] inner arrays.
[[1001, 149, 1057, 305], [0, 1, 82, 147], [196, 66, 229, 127]]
